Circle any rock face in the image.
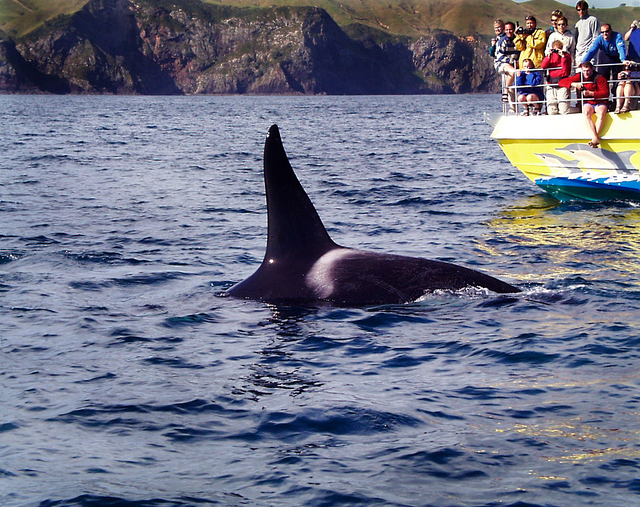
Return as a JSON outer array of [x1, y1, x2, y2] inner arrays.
[[412, 31, 498, 94], [1, 0, 499, 94]]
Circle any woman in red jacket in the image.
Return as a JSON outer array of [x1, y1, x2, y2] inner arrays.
[[541, 40, 572, 114], [559, 61, 610, 147]]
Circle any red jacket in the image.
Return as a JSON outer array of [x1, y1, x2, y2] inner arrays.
[[558, 72, 609, 105], [541, 52, 571, 83]]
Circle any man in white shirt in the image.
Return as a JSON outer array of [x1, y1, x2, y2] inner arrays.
[[574, 1, 599, 64]]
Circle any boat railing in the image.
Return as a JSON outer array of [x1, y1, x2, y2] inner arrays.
[[501, 61, 640, 116]]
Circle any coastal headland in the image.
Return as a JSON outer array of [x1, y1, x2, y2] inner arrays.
[[1, 0, 638, 94]]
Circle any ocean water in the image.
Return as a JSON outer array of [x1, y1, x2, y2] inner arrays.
[[1, 94, 640, 507]]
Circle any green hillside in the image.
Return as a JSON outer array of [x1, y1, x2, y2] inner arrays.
[[0, 0, 87, 36], [1, 0, 639, 39], [203, 0, 640, 40]]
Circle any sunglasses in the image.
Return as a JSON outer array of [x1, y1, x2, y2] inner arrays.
[[557, 23, 567, 26], [601, 29, 611, 34]]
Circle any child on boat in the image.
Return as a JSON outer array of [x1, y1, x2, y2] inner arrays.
[[516, 58, 544, 115]]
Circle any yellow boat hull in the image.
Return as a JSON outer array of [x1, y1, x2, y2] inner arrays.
[[491, 111, 640, 201]]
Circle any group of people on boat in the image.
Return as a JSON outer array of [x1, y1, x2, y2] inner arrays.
[[491, 1, 640, 147]]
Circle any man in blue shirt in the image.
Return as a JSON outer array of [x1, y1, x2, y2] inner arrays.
[[625, 20, 640, 62], [580, 23, 627, 81]]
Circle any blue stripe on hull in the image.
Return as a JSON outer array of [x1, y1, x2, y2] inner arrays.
[[535, 177, 640, 202]]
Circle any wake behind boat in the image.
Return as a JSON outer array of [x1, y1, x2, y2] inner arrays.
[[490, 65, 640, 202]]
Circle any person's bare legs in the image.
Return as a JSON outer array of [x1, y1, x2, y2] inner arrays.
[[518, 94, 529, 115], [504, 67, 516, 112], [621, 82, 634, 112], [584, 103, 607, 147], [527, 93, 541, 114], [593, 104, 607, 145], [615, 83, 624, 113]]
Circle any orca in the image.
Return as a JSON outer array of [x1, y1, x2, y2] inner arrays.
[[227, 125, 520, 305]]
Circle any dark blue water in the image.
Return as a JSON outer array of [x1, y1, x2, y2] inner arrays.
[[2, 95, 640, 507]]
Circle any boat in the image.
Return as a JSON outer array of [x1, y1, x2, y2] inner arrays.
[[489, 68, 640, 202]]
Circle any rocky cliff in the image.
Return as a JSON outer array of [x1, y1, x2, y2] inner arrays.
[[0, 0, 499, 95]]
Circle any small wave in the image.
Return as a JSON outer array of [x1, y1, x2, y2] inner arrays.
[[330, 188, 372, 200], [473, 348, 560, 365], [110, 335, 153, 345], [162, 426, 221, 442], [110, 272, 188, 287], [0, 467, 17, 477], [0, 201, 24, 212], [0, 251, 23, 264], [454, 386, 508, 400], [354, 312, 434, 330], [107, 328, 183, 346], [392, 447, 490, 482], [398, 447, 464, 465], [49, 399, 249, 439], [69, 280, 109, 291], [202, 206, 257, 214], [246, 366, 323, 396], [10, 306, 57, 314], [417, 409, 466, 421], [254, 406, 423, 441], [138, 237, 173, 246], [385, 196, 432, 207], [424, 208, 456, 215], [298, 491, 387, 507], [0, 422, 19, 433], [27, 154, 70, 161], [142, 357, 206, 369], [163, 313, 218, 327], [38, 494, 219, 506], [22, 235, 60, 245], [74, 373, 117, 384], [473, 295, 520, 308], [64, 251, 150, 265], [417, 286, 517, 302]]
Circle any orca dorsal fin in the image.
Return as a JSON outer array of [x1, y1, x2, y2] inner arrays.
[[263, 125, 338, 261], [227, 125, 520, 303]]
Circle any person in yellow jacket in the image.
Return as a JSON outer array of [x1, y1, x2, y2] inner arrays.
[[514, 15, 547, 67]]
